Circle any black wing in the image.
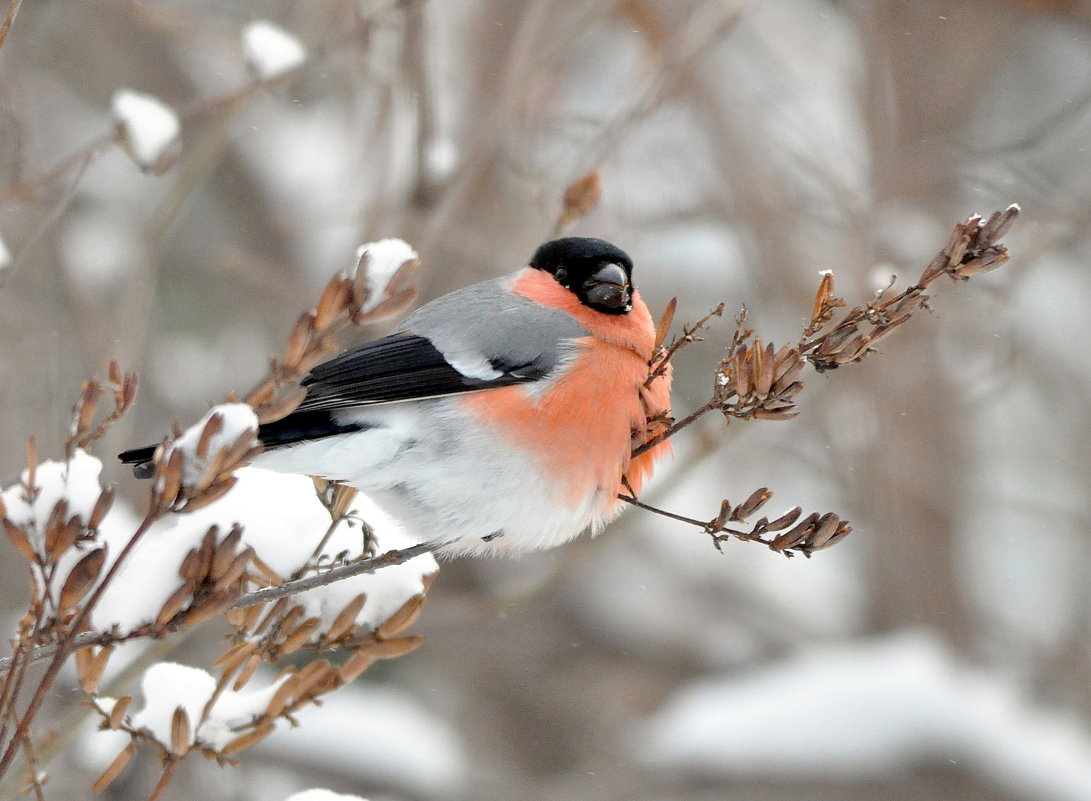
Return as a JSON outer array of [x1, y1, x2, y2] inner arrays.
[[296, 332, 539, 410], [121, 327, 558, 470], [256, 332, 543, 449]]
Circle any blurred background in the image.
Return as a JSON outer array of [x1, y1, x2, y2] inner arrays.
[[1, 1, 1089, 800]]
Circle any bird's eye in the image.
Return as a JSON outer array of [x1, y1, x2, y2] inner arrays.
[[554, 268, 568, 284]]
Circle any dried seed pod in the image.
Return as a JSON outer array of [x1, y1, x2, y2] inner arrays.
[[59, 547, 107, 609], [811, 271, 835, 323], [772, 357, 804, 393], [710, 500, 732, 532], [170, 706, 191, 755], [752, 407, 800, 421], [314, 274, 352, 330], [76, 646, 113, 695], [279, 618, 321, 655], [560, 169, 602, 225], [732, 488, 772, 521], [253, 597, 290, 635], [290, 660, 336, 701], [220, 721, 275, 756], [272, 605, 305, 640], [366, 635, 423, 659], [325, 594, 367, 643], [330, 484, 358, 519], [351, 248, 374, 311], [284, 311, 317, 369], [75, 647, 99, 694], [771, 512, 819, 551], [357, 284, 418, 323], [87, 487, 115, 531], [375, 593, 426, 639], [210, 525, 243, 580], [256, 387, 307, 425], [181, 594, 233, 627], [654, 297, 678, 351], [178, 548, 203, 582], [4, 517, 37, 561], [180, 476, 237, 513], [109, 695, 133, 730], [943, 220, 973, 267], [213, 548, 253, 593], [731, 350, 751, 399], [339, 649, 377, 683], [244, 379, 279, 410], [811, 521, 853, 551], [233, 653, 263, 691], [754, 342, 775, 396], [92, 743, 136, 793], [213, 641, 259, 676], [195, 412, 224, 461], [241, 601, 265, 633], [764, 506, 803, 531], [954, 250, 1008, 278], [158, 448, 185, 509], [155, 580, 196, 627], [807, 514, 845, 551]]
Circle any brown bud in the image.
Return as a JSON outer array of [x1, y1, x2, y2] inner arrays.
[[170, 706, 191, 755], [561, 169, 602, 223], [365, 635, 423, 660], [314, 274, 352, 330], [59, 547, 107, 609], [87, 487, 115, 531], [654, 298, 678, 351], [339, 649, 377, 683], [284, 312, 316, 369], [92, 743, 135, 793], [732, 487, 772, 521], [279, 618, 321, 655], [233, 653, 263, 691], [375, 593, 426, 639], [195, 413, 224, 461], [109, 695, 133, 730], [764, 506, 803, 531], [220, 721, 275, 756], [4, 518, 37, 561], [325, 594, 367, 643], [155, 580, 196, 627]]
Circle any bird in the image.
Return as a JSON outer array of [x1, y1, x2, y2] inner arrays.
[[120, 237, 673, 556]]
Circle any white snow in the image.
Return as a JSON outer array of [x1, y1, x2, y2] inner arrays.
[[257, 683, 465, 796], [354, 239, 418, 316], [632, 630, 1091, 801], [125, 662, 286, 752], [0, 448, 103, 539], [111, 89, 181, 173], [165, 403, 259, 490], [242, 20, 307, 81], [285, 791, 370, 801]]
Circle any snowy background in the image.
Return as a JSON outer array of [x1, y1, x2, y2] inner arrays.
[[1, 2, 1090, 800]]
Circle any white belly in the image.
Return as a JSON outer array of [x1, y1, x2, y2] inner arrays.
[[251, 398, 614, 556]]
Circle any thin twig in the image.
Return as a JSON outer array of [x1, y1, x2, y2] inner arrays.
[[0, 538, 446, 675], [0, 0, 21, 52]]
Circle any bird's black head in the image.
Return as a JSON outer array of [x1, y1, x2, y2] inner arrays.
[[529, 237, 634, 314]]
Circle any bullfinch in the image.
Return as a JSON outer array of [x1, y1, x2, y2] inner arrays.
[[120, 237, 672, 556]]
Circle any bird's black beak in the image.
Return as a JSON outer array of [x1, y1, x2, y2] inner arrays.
[[583, 262, 632, 311]]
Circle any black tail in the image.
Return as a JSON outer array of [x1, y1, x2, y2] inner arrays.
[[117, 409, 363, 479], [118, 445, 157, 479]]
